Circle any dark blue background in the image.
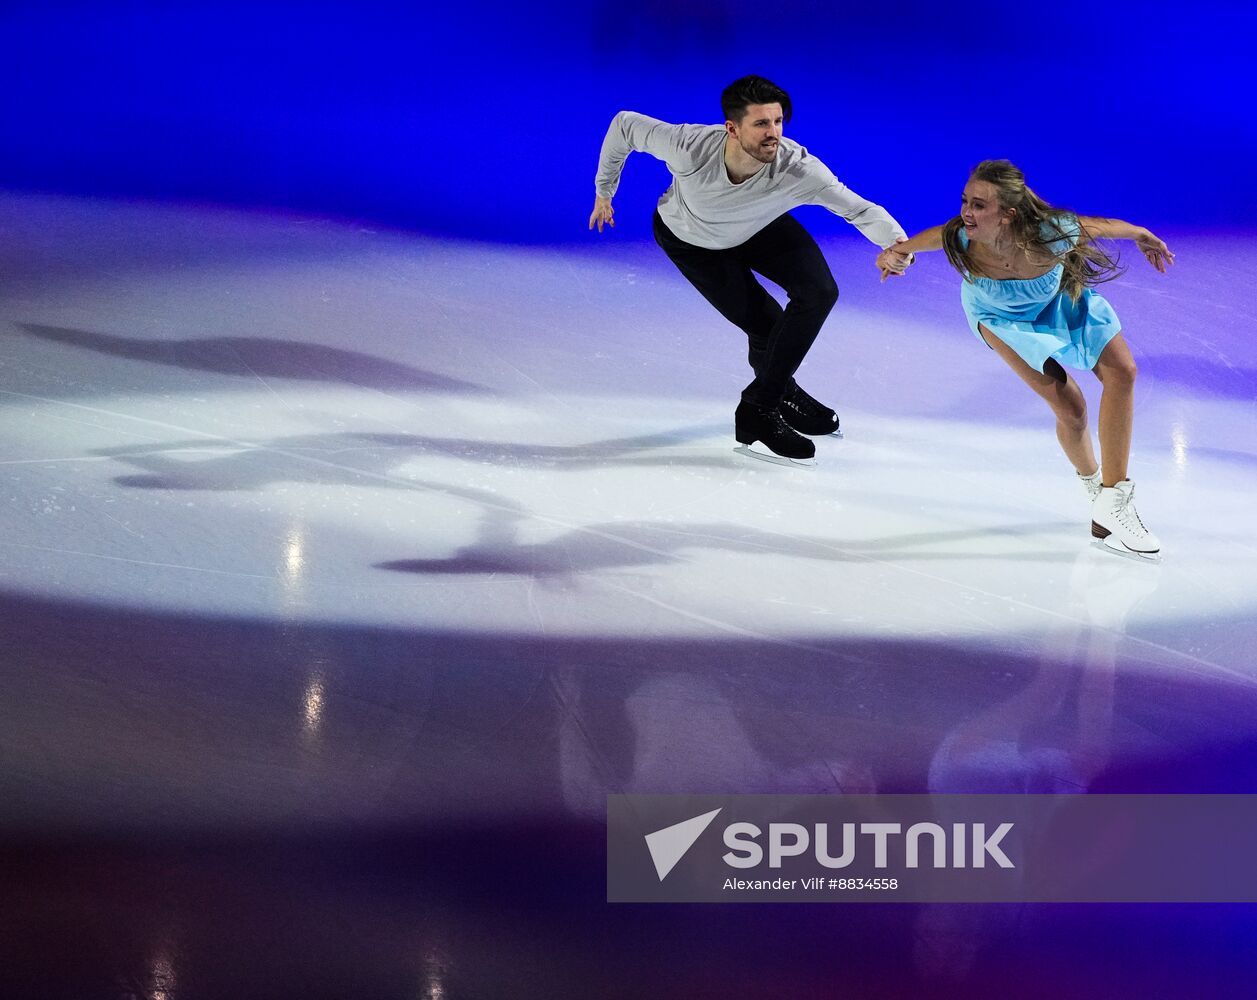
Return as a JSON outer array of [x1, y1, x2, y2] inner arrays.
[[2, 1, 1252, 241]]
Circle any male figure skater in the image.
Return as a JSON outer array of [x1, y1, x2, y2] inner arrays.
[[590, 75, 912, 464]]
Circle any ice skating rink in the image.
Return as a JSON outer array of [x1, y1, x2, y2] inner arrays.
[[3, 191, 1257, 997]]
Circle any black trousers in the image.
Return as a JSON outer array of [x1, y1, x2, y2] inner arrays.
[[653, 210, 839, 409]]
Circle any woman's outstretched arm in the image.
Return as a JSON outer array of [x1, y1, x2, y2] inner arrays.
[[1078, 216, 1176, 273], [876, 225, 946, 281]]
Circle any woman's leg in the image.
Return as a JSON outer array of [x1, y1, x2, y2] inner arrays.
[[978, 324, 1099, 475], [1091, 333, 1136, 487], [1088, 333, 1158, 553]]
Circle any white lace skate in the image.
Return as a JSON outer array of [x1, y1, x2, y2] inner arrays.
[[1091, 480, 1161, 560], [1078, 468, 1103, 504]]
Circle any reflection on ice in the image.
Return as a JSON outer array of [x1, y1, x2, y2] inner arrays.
[[1, 194, 1253, 679]]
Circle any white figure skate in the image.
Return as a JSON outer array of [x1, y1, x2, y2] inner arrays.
[[1091, 480, 1160, 561]]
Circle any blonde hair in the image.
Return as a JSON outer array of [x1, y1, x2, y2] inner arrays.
[[942, 159, 1122, 301]]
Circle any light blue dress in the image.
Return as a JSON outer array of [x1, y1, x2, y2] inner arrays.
[[958, 214, 1121, 374]]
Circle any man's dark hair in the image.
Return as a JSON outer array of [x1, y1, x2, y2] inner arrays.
[[721, 75, 792, 125]]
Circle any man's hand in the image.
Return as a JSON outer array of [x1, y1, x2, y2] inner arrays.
[[876, 237, 913, 283], [589, 197, 615, 232]]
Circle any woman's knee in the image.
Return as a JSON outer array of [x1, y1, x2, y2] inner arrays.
[[1053, 385, 1089, 431], [1105, 354, 1138, 386], [1096, 338, 1137, 386]]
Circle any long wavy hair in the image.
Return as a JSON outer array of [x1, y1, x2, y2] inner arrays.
[[942, 160, 1122, 301]]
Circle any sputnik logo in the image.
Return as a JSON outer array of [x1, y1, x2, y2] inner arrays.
[[644, 808, 722, 881]]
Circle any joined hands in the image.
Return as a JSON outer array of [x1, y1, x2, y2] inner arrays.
[[876, 237, 913, 282]]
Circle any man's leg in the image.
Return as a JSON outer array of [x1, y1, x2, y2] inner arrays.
[[652, 212, 782, 377], [738, 214, 838, 409], [652, 212, 814, 462]]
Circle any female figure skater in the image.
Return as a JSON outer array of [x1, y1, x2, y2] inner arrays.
[[877, 160, 1173, 558]]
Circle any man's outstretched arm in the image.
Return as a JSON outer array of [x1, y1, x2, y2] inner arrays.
[[590, 111, 703, 234]]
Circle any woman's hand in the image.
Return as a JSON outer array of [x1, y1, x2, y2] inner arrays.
[[1134, 229, 1174, 273]]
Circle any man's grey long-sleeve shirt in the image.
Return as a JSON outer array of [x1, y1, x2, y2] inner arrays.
[[595, 111, 907, 250]]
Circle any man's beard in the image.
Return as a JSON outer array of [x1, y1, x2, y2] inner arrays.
[[744, 137, 778, 163]]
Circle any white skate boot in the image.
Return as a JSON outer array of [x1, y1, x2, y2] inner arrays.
[[1078, 468, 1103, 503], [1091, 480, 1160, 560]]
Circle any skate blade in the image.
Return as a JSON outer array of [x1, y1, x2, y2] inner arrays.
[[797, 423, 843, 439], [1093, 536, 1161, 563], [733, 444, 816, 468]]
